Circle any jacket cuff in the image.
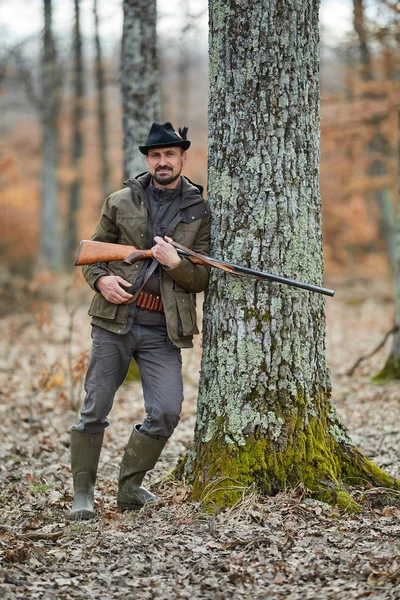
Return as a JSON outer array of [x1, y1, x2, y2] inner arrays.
[[93, 273, 109, 292], [163, 258, 195, 286], [162, 257, 183, 272]]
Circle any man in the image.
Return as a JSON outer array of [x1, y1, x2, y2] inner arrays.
[[70, 122, 210, 520]]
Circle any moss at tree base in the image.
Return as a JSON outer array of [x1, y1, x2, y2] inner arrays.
[[372, 355, 400, 383], [180, 404, 400, 513]]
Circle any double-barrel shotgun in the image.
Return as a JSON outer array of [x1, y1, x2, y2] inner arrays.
[[75, 239, 335, 297]]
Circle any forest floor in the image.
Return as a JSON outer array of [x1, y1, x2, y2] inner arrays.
[[0, 274, 399, 600]]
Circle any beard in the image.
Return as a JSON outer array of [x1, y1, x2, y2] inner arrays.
[[152, 167, 181, 186]]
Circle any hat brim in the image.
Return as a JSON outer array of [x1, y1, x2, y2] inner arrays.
[[139, 140, 191, 155]]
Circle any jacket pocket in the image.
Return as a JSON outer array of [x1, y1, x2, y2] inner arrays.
[[175, 291, 199, 337], [88, 293, 119, 321]]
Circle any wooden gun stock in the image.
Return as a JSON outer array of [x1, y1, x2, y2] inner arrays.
[[75, 240, 152, 266]]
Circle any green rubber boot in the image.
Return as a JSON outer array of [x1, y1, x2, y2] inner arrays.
[[117, 425, 166, 510], [69, 429, 104, 521]]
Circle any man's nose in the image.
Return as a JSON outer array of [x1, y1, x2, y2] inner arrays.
[[158, 155, 167, 166]]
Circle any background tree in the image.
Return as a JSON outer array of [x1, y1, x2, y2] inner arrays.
[[40, 0, 62, 270], [353, 0, 396, 270], [65, 0, 85, 265], [120, 0, 160, 179], [374, 2, 400, 381], [93, 0, 111, 200], [181, 0, 400, 509]]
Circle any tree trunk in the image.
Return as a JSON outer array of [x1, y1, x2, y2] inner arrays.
[[120, 0, 160, 180], [353, 0, 394, 273], [93, 0, 111, 200], [353, 0, 372, 81], [179, 0, 191, 125], [180, 0, 400, 510], [65, 0, 85, 266], [374, 100, 400, 381], [39, 0, 61, 270]]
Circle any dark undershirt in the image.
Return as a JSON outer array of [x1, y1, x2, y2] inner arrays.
[[130, 179, 182, 329]]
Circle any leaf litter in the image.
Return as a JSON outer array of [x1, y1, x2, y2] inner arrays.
[[0, 276, 399, 599]]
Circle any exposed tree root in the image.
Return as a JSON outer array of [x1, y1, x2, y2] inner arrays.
[[372, 354, 400, 383], [347, 326, 398, 376], [174, 432, 400, 513]]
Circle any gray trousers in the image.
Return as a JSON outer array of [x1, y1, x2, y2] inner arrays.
[[73, 324, 184, 439]]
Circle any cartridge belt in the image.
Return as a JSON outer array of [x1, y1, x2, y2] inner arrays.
[[136, 291, 164, 313]]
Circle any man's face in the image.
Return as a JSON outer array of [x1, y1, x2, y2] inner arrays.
[[146, 147, 187, 187]]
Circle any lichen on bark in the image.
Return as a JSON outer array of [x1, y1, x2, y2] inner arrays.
[[179, 0, 400, 511]]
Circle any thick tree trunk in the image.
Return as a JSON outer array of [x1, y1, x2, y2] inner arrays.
[[39, 0, 61, 270], [120, 0, 160, 180], [180, 0, 400, 510], [93, 0, 111, 200], [65, 0, 85, 266]]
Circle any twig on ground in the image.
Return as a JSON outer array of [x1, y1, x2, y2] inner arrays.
[[15, 531, 64, 541]]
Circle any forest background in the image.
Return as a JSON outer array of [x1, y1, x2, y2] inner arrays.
[[0, 0, 399, 279], [1, 1, 400, 599]]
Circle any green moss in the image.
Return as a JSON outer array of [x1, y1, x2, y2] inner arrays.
[[188, 388, 400, 513], [340, 446, 400, 491], [372, 355, 400, 383], [29, 482, 55, 495], [314, 488, 362, 513]]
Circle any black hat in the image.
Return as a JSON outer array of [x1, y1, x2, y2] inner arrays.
[[139, 121, 191, 155]]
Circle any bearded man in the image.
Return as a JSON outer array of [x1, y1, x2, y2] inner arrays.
[[69, 122, 210, 520]]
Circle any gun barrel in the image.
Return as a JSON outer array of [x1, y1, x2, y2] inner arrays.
[[176, 249, 335, 297]]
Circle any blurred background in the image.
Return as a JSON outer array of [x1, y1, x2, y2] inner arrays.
[[0, 0, 399, 280]]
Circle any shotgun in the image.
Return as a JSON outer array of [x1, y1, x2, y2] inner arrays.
[[75, 239, 335, 297]]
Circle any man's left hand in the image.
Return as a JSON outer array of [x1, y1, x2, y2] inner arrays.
[[152, 236, 181, 269]]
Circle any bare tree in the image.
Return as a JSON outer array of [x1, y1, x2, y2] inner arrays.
[[65, 0, 85, 266], [178, 0, 191, 124], [93, 0, 111, 200], [374, 14, 400, 381], [120, 0, 160, 179], [353, 0, 396, 270], [40, 0, 62, 269]]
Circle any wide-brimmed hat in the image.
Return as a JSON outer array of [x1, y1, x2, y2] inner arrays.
[[139, 121, 191, 155]]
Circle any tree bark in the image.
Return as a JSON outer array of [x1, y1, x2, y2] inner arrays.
[[93, 0, 111, 200], [120, 0, 160, 180], [180, 0, 400, 510], [65, 0, 85, 267], [40, 0, 61, 270]]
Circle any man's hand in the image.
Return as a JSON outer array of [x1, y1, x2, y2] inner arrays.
[[97, 275, 133, 304], [152, 236, 181, 269]]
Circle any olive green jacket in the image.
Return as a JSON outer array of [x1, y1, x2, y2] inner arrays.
[[82, 173, 211, 348]]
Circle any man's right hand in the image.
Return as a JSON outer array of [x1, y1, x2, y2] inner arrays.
[[97, 276, 133, 304]]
